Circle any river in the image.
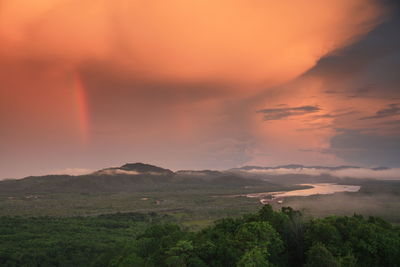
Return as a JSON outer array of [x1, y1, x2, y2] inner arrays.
[[246, 183, 361, 204]]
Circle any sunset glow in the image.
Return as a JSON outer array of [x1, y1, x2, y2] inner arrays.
[[0, 0, 399, 178]]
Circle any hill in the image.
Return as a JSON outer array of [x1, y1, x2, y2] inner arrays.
[[0, 163, 273, 194]]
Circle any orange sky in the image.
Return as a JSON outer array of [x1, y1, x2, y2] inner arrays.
[[1, 0, 399, 178]]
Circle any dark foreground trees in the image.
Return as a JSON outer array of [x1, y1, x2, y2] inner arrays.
[[1, 206, 399, 266], [100, 205, 400, 267]]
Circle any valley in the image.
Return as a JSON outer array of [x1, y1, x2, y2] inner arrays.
[[1, 163, 400, 228]]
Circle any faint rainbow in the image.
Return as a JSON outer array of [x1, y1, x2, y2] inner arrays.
[[73, 73, 90, 145]]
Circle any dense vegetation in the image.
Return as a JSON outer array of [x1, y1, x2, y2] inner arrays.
[[1, 164, 400, 265], [1, 205, 399, 266], [0, 164, 308, 226], [2, 163, 400, 226], [0, 212, 168, 266]]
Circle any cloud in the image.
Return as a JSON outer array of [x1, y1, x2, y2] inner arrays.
[[0, 0, 391, 178], [247, 10, 400, 168], [298, 149, 314, 152], [48, 168, 94, 176], [239, 166, 400, 180], [328, 129, 400, 167], [324, 84, 376, 98], [382, 120, 400, 125], [95, 169, 140, 176], [257, 106, 321, 120], [307, 11, 400, 99], [312, 110, 358, 119], [332, 167, 400, 179], [0, 0, 384, 89], [360, 103, 400, 120]]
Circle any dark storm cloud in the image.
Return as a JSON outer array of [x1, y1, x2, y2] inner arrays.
[[257, 105, 321, 121], [382, 120, 400, 125], [307, 6, 400, 99], [296, 124, 333, 132], [312, 110, 358, 119], [360, 103, 400, 120], [289, 3, 400, 168], [324, 84, 376, 98], [327, 129, 400, 167]]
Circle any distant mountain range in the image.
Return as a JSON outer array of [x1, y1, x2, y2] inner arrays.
[[0, 163, 397, 195]]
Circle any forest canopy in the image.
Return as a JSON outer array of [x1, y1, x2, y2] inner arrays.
[[1, 206, 399, 266]]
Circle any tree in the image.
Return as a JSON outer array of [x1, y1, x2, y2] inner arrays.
[[305, 243, 339, 267], [235, 221, 283, 264], [237, 247, 274, 267], [166, 240, 195, 267]]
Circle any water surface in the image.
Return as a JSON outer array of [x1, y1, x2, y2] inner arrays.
[[247, 183, 361, 199]]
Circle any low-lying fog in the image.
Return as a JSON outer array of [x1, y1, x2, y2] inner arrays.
[[238, 167, 400, 180]]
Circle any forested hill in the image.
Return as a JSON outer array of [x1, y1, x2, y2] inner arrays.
[[3, 162, 383, 194], [0, 205, 399, 266], [0, 163, 270, 194]]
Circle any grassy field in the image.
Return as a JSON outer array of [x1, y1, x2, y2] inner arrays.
[[0, 184, 306, 230]]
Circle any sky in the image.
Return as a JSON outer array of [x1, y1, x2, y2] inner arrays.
[[0, 0, 399, 178]]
